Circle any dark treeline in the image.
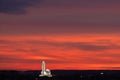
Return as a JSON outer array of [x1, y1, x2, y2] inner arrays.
[[0, 70, 120, 80]]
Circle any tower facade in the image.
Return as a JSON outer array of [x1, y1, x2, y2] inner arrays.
[[39, 61, 52, 77]]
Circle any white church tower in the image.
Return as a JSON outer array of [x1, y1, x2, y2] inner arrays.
[[39, 61, 52, 77]]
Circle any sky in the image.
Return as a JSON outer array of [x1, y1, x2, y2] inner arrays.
[[0, 0, 120, 70]]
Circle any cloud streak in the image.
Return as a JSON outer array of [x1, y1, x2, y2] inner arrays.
[[0, 39, 120, 52], [0, 37, 120, 70], [0, 0, 43, 14], [24, 40, 120, 51]]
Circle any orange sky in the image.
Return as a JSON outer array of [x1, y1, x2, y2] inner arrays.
[[0, 0, 120, 70], [0, 34, 120, 70]]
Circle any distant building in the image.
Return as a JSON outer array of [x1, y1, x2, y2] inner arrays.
[[39, 61, 52, 77]]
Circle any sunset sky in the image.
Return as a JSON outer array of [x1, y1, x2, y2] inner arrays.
[[0, 0, 120, 70]]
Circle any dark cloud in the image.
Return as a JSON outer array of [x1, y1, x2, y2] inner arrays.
[[100, 67, 120, 70], [46, 0, 120, 7], [0, 0, 120, 35], [0, 40, 13, 44], [0, 0, 43, 14], [82, 57, 120, 64], [0, 54, 40, 63], [68, 42, 118, 51], [15, 48, 39, 53], [103, 53, 120, 58], [25, 40, 120, 51], [67, 43, 111, 51], [0, 55, 20, 63], [0, 55, 67, 64], [0, 39, 119, 51], [1, 24, 120, 35]]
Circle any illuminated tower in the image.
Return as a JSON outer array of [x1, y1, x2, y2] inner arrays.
[[39, 61, 52, 77]]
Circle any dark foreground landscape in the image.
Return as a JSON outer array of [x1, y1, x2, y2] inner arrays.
[[0, 70, 120, 80]]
